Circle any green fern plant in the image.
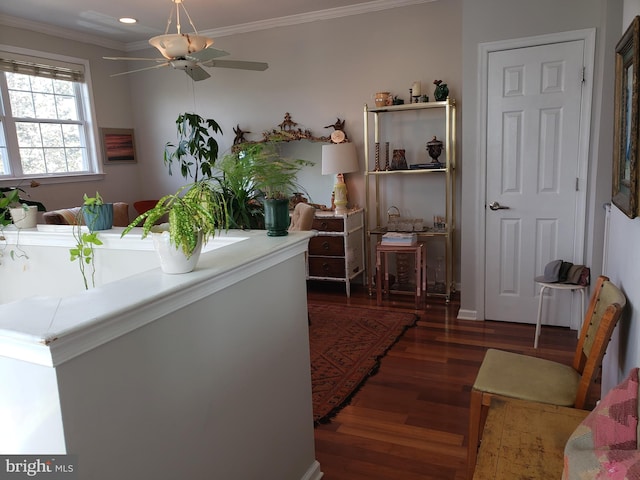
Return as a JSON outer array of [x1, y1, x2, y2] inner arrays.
[[239, 143, 313, 200], [121, 181, 229, 258]]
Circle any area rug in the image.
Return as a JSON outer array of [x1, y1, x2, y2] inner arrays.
[[308, 303, 418, 424]]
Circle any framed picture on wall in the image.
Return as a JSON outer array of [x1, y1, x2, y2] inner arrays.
[[612, 16, 640, 219], [101, 128, 137, 164]]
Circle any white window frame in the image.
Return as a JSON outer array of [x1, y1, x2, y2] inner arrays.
[[0, 45, 103, 186]]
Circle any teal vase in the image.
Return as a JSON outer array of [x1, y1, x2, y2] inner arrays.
[[264, 198, 290, 236], [82, 203, 113, 231]]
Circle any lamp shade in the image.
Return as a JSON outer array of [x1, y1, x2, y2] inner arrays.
[[321, 142, 359, 175]]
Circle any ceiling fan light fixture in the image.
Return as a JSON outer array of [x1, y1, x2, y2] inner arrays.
[[170, 59, 197, 71], [149, 34, 214, 60]]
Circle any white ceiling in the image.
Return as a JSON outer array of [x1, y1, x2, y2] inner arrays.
[[0, 0, 432, 51]]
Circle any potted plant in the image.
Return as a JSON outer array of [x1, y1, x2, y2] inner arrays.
[[0, 181, 46, 229], [121, 181, 229, 274], [81, 191, 113, 231], [68, 192, 111, 289], [69, 225, 103, 290], [164, 112, 223, 181], [214, 149, 265, 230], [241, 143, 313, 236]]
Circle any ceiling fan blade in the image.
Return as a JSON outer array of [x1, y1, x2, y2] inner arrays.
[[110, 62, 170, 77], [204, 60, 269, 71], [188, 47, 230, 62], [184, 65, 211, 82], [103, 56, 167, 62]]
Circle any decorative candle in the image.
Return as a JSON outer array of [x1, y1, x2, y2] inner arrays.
[[412, 81, 421, 97]]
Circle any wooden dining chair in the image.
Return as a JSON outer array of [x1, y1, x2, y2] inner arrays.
[[466, 275, 626, 479]]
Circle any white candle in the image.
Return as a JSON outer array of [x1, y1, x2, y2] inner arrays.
[[412, 81, 421, 96]]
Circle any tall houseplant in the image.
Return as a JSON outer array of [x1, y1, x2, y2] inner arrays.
[[164, 112, 223, 181], [241, 143, 312, 236], [214, 149, 264, 230]]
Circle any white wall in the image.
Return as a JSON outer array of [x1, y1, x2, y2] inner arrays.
[[599, 0, 640, 393]]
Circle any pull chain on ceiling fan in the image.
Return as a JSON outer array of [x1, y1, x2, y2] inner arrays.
[[103, 0, 268, 81]]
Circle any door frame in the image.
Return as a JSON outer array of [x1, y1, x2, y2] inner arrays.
[[474, 29, 596, 325]]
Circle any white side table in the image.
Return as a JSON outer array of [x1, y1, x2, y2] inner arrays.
[[534, 282, 587, 348]]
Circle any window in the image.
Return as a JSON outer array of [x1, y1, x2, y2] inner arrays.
[[0, 48, 100, 181]]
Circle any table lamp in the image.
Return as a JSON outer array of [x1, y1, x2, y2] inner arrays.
[[321, 142, 359, 214]]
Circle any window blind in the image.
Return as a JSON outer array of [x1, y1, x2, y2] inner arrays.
[[0, 51, 84, 82]]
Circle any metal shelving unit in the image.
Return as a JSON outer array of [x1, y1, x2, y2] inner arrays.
[[363, 99, 456, 301]]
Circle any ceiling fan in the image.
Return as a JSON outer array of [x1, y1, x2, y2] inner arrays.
[[104, 0, 268, 82]]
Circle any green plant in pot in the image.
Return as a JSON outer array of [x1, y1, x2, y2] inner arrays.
[[0, 180, 46, 228], [0, 181, 46, 261], [241, 143, 313, 236], [164, 112, 223, 182], [69, 192, 107, 290], [214, 149, 265, 230], [81, 191, 113, 231], [121, 182, 229, 274], [0, 189, 30, 262]]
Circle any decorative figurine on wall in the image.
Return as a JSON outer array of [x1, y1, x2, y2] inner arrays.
[[324, 118, 348, 142], [233, 124, 250, 145]]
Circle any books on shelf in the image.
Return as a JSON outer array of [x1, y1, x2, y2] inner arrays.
[[381, 232, 417, 245]]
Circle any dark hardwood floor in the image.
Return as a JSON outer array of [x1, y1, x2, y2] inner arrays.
[[307, 281, 593, 480]]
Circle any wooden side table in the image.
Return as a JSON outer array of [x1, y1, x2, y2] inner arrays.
[[472, 397, 588, 480], [535, 281, 587, 348], [376, 242, 426, 308]]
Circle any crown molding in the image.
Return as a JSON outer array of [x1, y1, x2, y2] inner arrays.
[[1, 0, 435, 53], [0, 14, 127, 51]]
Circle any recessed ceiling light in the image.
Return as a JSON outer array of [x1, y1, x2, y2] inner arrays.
[[119, 17, 137, 24]]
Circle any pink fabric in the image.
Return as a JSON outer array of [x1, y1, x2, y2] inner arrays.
[[585, 369, 639, 450], [563, 368, 640, 480]]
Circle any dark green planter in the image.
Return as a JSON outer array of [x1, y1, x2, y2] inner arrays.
[[82, 203, 113, 231], [264, 198, 290, 236]]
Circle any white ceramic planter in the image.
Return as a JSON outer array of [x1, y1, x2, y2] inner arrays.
[[9, 205, 38, 229], [150, 224, 203, 274]]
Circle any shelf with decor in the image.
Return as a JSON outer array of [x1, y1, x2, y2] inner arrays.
[[363, 98, 456, 302]]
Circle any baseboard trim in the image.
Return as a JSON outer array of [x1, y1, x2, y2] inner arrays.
[[301, 460, 323, 480]]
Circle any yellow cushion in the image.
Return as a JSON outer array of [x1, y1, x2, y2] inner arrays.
[[473, 348, 580, 406]]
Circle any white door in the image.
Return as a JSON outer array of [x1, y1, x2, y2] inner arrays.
[[485, 40, 586, 326]]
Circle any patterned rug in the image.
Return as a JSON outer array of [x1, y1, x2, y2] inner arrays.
[[308, 303, 418, 424]]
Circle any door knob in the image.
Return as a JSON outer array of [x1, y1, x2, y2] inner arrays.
[[489, 201, 510, 210]]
